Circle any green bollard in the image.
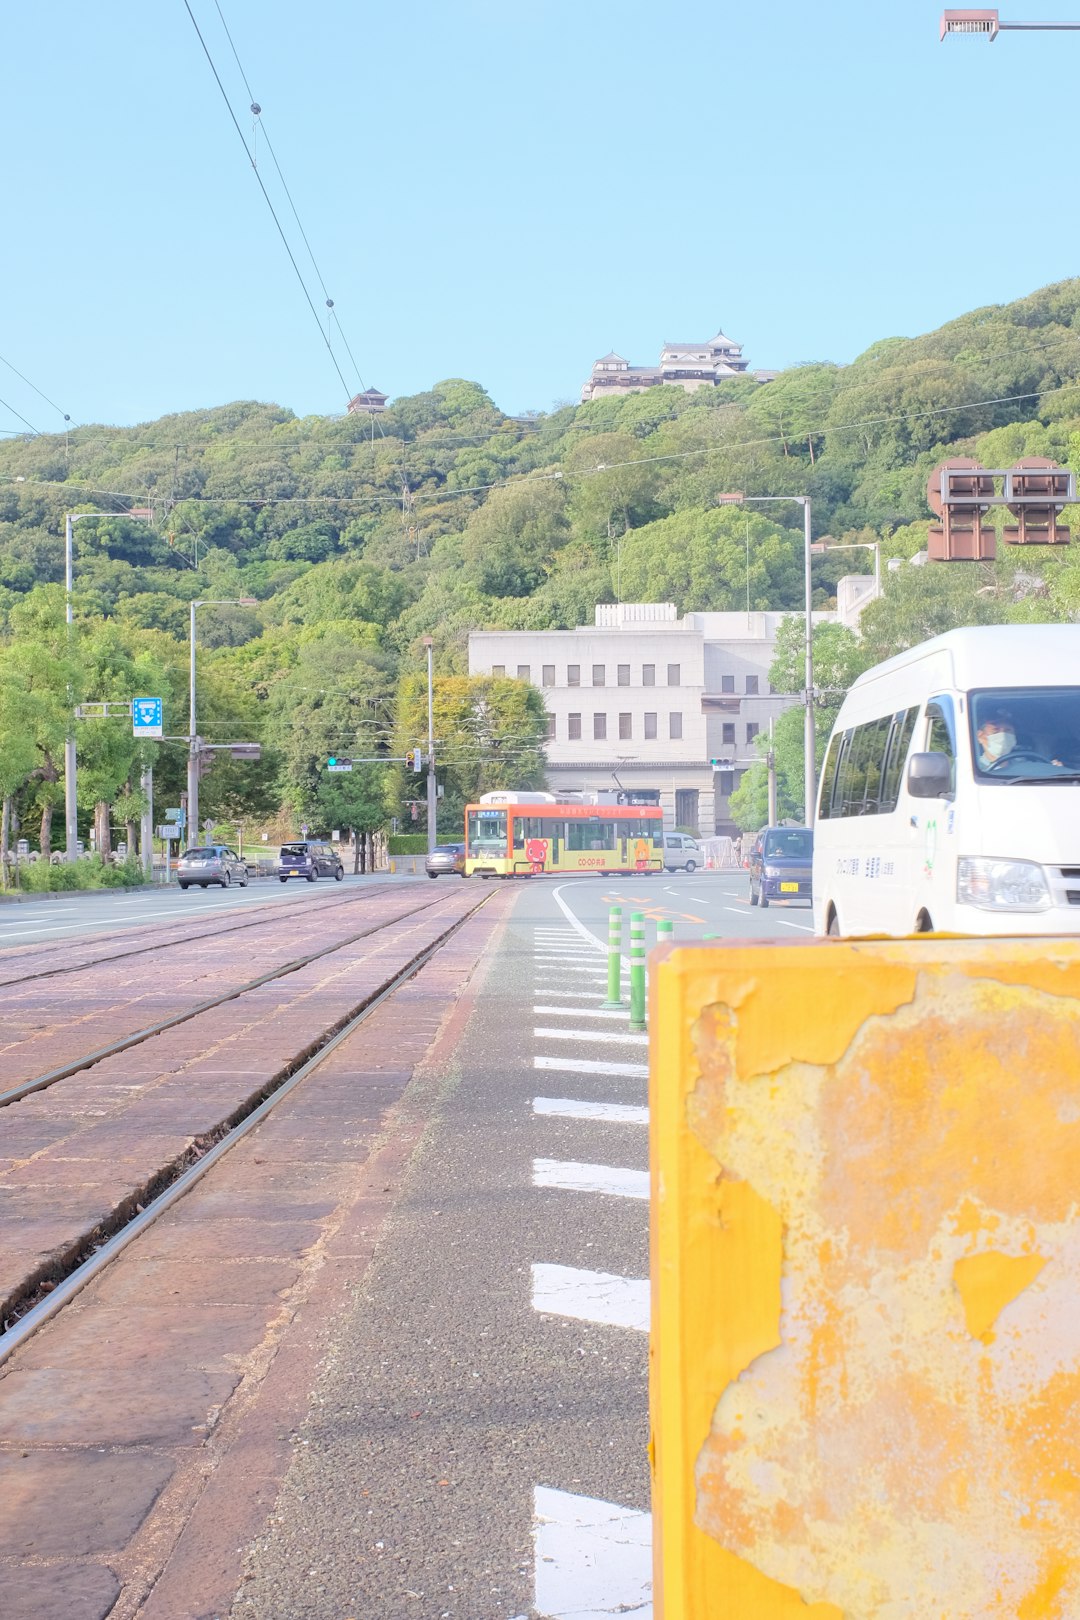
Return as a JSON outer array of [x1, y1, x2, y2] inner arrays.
[[601, 905, 626, 1009], [629, 911, 646, 1032], [657, 917, 674, 948]]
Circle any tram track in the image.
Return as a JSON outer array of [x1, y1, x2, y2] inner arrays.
[[0, 885, 494, 1359], [0, 885, 471, 1111], [0, 879, 406, 989]]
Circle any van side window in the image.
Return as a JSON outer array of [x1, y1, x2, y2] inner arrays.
[[860, 716, 892, 814], [879, 706, 919, 811], [925, 697, 957, 794], [817, 732, 844, 821]]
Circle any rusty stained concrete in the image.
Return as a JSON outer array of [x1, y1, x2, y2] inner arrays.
[[687, 954, 1080, 1620]]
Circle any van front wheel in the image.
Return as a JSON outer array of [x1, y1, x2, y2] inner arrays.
[[827, 912, 841, 936]]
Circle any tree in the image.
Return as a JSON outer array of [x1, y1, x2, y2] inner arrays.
[[618, 508, 803, 612], [460, 480, 569, 598]]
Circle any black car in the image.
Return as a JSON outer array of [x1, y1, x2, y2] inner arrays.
[[277, 840, 345, 883], [749, 826, 813, 908]]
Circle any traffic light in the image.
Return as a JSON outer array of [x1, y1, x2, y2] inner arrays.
[[709, 757, 732, 770], [406, 748, 424, 771], [328, 756, 337, 767]]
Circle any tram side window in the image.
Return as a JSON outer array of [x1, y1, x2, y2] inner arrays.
[[879, 706, 919, 812], [566, 819, 609, 852], [513, 815, 561, 847]]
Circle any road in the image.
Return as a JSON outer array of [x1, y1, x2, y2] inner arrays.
[[0, 869, 799, 1619], [232, 872, 797, 1619]]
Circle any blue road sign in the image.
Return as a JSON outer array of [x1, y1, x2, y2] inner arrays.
[[132, 697, 163, 739]]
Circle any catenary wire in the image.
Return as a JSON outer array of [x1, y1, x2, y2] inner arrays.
[[181, 0, 353, 401], [0, 353, 71, 426]]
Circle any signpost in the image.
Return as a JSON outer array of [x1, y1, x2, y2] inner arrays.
[[132, 697, 163, 739], [157, 825, 181, 840]]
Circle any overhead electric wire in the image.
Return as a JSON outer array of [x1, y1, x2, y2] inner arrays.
[[181, 0, 353, 401], [0, 353, 71, 426], [0, 394, 42, 436], [209, 0, 369, 399]]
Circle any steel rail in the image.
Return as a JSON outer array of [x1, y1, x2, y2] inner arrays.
[[0, 889, 492, 1366], [0, 880, 403, 989], [0, 888, 472, 1111]]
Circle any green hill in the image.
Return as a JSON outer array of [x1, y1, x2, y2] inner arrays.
[[4, 279, 1080, 858]]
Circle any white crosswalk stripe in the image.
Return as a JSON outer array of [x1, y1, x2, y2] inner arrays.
[[533, 1158, 649, 1200], [531, 1263, 649, 1332], [533, 1004, 628, 1018], [535, 1054, 648, 1077], [533, 1096, 649, 1125], [533, 1486, 652, 1620]]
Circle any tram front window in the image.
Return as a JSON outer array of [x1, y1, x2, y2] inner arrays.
[[467, 809, 508, 855]]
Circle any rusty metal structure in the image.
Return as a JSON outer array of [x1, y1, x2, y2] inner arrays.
[[927, 457, 1076, 561]]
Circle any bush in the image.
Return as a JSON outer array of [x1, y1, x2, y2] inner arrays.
[[12, 854, 146, 892], [387, 834, 429, 855]]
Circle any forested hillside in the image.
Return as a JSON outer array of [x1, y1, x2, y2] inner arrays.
[[5, 278, 1080, 855]]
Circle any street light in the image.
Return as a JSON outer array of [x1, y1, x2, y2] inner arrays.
[[422, 636, 436, 855], [63, 510, 150, 863], [720, 494, 817, 826], [940, 9, 1080, 38], [188, 597, 257, 840]]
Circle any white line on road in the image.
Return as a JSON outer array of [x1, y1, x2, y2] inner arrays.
[[533, 962, 607, 975], [535, 1027, 648, 1047], [533, 1097, 649, 1125], [533, 1005, 628, 1019], [533, 1158, 649, 1200], [723, 906, 750, 915], [551, 884, 608, 954], [531, 988, 611, 1001], [533, 1486, 653, 1620], [532, 1263, 649, 1333], [534, 1055, 647, 1078], [778, 919, 814, 932]]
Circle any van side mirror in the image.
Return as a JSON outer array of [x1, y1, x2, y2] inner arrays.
[[907, 751, 953, 799]]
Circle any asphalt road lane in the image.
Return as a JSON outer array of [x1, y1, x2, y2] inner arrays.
[[0, 872, 428, 946], [548, 867, 814, 946]]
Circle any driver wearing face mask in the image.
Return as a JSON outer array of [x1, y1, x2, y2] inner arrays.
[[976, 707, 1017, 770]]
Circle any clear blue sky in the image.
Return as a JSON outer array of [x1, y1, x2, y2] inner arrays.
[[3, 2, 1075, 431]]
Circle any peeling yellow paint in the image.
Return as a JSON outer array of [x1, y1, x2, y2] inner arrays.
[[650, 938, 1080, 1619], [954, 1251, 1048, 1343]]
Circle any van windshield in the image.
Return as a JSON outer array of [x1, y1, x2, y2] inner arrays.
[[764, 829, 813, 860], [970, 688, 1080, 781]]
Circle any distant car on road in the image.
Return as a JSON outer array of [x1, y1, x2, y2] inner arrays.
[[662, 833, 701, 873], [178, 845, 249, 890], [277, 840, 345, 883], [425, 842, 466, 878], [749, 826, 813, 908]]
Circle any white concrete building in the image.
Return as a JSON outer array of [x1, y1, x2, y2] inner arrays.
[[468, 603, 836, 834]]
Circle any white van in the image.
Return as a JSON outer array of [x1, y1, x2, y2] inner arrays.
[[663, 833, 701, 872], [812, 625, 1080, 938]]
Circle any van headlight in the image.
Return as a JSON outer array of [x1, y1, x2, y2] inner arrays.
[[957, 857, 1051, 911]]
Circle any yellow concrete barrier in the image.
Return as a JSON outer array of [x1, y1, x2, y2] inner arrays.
[[650, 936, 1080, 1619]]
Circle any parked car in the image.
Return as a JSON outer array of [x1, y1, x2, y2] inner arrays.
[[277, 840, 345, 883], [178, 844, 249, 890], [750, 826, 814, 908], [663, 832, 701, 873], [425, 842, 466, 878]]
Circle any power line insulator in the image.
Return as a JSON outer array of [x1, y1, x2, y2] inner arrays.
[[250, 102, 261, 115]]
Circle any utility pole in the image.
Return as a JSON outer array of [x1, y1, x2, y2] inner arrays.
[[140, 765, 154, 879], [767, 719, 778, 827], [423, 636, 436, 854]]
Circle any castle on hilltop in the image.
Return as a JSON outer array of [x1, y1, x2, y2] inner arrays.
[[581, 329, 776, 403]]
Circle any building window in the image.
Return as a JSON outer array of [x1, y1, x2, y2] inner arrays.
[[745, 675, 759, 695], [594, 713, 607, 741], [644, 712, 657, 740], [546, 713, 556, 739], [674, 787, 699, 834], [568, 713, 581, 740], [542, 664, 555, 687], [567, 665, 580, 686], [617, 664, 630, 686], [668, 663, 681, 686], [719, 770, 734, 796], [670, 712, 683, 740], [721, 674, 735, 694], [517, 664, 530, 681], [722, 722, 735, 745], [642, 664, 655, 686], [592, 664, 606, 686], [746, 722, 759, 743], [619, 713, 632, 740], [491, 664, 505, 676]]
